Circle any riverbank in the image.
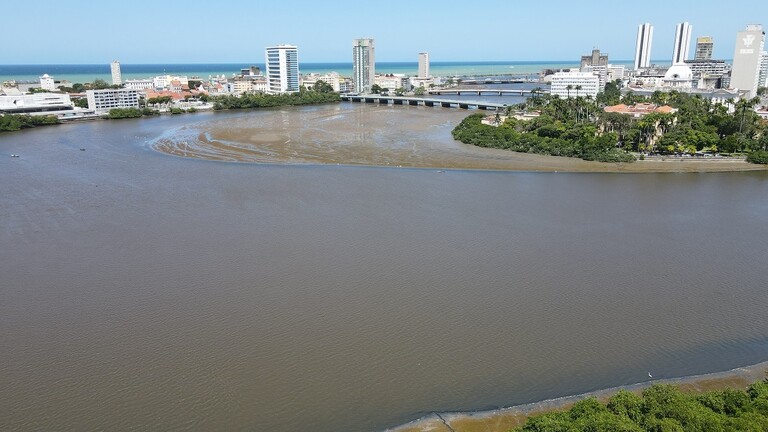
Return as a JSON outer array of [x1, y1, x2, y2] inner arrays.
[[151, 105, 767, 173], [388, 361, 768, 432]]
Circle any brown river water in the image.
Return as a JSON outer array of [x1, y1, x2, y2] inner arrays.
[[2, 104, 768, 431]]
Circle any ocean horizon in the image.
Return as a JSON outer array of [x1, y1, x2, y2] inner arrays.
[[0, 60, 654, 84]]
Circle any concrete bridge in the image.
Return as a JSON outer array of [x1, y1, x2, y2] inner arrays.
[[427, 88, 548, 96], [341, 94, 506, 110], [458, 78, 540, 85]]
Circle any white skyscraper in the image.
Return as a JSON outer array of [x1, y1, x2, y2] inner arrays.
[[634, 23, 654, 70], [352, 38, 375, 93], [265, 45, 300, 94], [672, 22, 693, 65], [418, 52, 430, 78], [731, 25, 765, 98], [111, 60, 122, 86]]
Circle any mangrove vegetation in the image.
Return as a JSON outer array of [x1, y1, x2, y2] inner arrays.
[[515, 379, 768, 432], [211, 87, 340, 111], [0, 114, 59, 132]]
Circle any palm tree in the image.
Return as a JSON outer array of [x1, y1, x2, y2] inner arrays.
[[738, 96, 760, 134], [530, 87, 543, 106], [566, 84, 573, 99], [585, 94, 593, 121]]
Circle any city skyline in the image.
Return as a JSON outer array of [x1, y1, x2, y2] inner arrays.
[[1, 0, 766, 64]]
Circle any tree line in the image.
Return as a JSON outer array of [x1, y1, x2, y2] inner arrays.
[[453, 81, 768, 164], [0, 114, 59, 132], [515, 380, 768, 431], [452, 113, 635, 163], [211, 87, 340, 110]]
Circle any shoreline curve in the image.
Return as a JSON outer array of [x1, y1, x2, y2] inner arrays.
[[385, 360, 768, 432]]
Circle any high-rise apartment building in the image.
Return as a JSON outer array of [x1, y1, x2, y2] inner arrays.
[[672, 22, 693, 65], [111, 60, 122, 86], [265, 45, 300, 94], [695, 37, 714, 60], [731, 25, 765, 98], [418, 52, 430, 78], [634, 23, 654, 70], [759, 51, 768, 88], [352, 38, 375, 93]]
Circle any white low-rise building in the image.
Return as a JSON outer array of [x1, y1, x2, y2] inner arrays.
[[550, 71, 600, 98], [662, 64, 694, 89], [374, 74, 409, 92], [0, 92, 73, 113], [252, 77, 268, 93], [124, 79, 154, 90], [232, 78, 253, 95], [607, 65, 626, 82], [40, 74, 56, 91], [301, 72, 342, 92], [86, 88, 140, 114]]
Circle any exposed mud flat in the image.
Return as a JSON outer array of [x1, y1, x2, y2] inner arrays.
[[152, 104, 767, 172]]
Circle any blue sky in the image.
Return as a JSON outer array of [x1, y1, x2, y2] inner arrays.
[[2, 0, 766, 64]]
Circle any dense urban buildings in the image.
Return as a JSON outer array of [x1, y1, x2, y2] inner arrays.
[[111, 60, 122, 86], [265, 45, 300, 94], [418, 52, 430, 79], [695, 37, 714, 60], [731, 24, 765, 98], [352, 38, 375, 94], [634, 23, 654, 70], [86, 88, 139, 114], [672, 22, 693, 65]]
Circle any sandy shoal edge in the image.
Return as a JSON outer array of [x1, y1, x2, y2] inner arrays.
[[153, 141, 768, 173], [386, 361, 768, 432]]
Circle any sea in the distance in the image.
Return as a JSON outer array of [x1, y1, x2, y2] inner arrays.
[[0, 60, 641, 84]]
